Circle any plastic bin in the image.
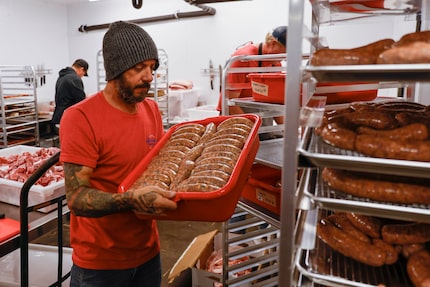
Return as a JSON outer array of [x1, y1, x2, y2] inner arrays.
[[0, 244, 72, 287], [314, 82, 378, 104], [240, 164, 282, 216], [119, 114, 262, 222], [0, 145, 64, 213], [248, 73, 286, 104]]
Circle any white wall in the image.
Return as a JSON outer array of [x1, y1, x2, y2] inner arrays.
[[0, 0, 69, 103], [66, 0, 289, 105], [0, 0, 419, 106]]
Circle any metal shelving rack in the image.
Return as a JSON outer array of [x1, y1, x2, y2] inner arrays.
[[0, 65, 40, 148], [289, 1, 430, 287]]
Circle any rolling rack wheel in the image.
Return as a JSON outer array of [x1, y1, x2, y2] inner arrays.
[[19, 151, 70, 287]]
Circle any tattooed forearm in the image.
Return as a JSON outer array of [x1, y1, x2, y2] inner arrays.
[[64, 162, 133, 217]]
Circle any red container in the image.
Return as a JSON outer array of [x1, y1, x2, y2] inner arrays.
[[240, 164, 282, 216], [118, 114, 262, 222], [248, 73, 286, 104], [315, 82, 378, 104]]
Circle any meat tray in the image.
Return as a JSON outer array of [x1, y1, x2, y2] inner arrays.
[[118, 114, 262, 222], [0, 145, 65, 213], [298, 127, 430, 179], [301, 169, 430, 224], [295, 208, 413, 287], [305, 63, 430, 82]]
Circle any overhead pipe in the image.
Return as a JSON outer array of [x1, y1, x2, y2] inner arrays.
[[78, 2, 216, 32]]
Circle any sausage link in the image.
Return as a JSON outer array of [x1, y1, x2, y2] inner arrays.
[[381, 223, 430, 245], [317, 218, 387, 267], [356, 123, 429, 141], [320, 123, 357, 150], [326, 213, 370, 243], [355, 134, 430, 161], [322, 168, 430, 205], [345, 212, 382, 239], [371, 238, 399, 265], [407, 249, 430, 287], [217, 117, 254, 130]]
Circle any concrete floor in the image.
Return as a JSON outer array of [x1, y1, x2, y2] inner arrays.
[[33, 219, 222, 287]]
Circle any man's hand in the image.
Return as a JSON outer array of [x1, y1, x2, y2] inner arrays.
[[129, 185, 177, 215]]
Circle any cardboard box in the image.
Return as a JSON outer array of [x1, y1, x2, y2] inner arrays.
[[0, 145, 65, 213], [168, 230, 221, 287], [168, 230, 258, 287]]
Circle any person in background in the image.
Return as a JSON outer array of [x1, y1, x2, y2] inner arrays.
[[59, 21, 177, 287], [51, 58, 88, 135], [218, 26, 287, 118]]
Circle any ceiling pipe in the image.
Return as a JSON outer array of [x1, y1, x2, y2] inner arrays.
[[78, 2, 216, 32]]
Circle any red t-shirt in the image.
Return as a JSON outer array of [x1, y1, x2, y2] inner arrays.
[[217, 42, 282, 111], [60, 91, 164, 270]]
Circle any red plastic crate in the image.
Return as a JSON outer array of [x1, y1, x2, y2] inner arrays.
[[315, 82, 378, 104], [248, 73, 286, 104], [240, 164, 282, 216], [118, 114, 262, 222]]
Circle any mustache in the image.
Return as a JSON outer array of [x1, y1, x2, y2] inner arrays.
[[134, 82, 151, 90]]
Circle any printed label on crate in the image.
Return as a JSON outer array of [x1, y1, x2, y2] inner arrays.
[[251, 81, 269, 97], [255, 188, 276, 207]]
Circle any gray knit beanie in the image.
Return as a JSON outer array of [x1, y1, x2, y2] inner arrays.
[[103, 21, 159, 81]]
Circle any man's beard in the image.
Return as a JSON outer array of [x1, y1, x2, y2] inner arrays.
[[117, 76, 151, 104]]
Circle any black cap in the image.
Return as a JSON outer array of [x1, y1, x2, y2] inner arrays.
[[73, 59, 89, 77], [272, 26, 288, 47]]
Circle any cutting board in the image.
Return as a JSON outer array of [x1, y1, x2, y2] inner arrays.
[[0, 218, 20, 242]]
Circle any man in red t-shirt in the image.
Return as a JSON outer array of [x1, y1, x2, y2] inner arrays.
[[218, 26, 287, 119], [60, 21, 177, 287]]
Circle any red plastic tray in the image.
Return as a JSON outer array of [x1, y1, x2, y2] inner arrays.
[[240, 164, 282, 216], [0, 218, 20, 242], [248, 73, 286, 104], [118, 114, 262, 222]]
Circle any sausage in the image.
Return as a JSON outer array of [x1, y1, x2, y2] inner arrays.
[[401, 243, 426, 259], [378, 41, 430, 64], [170, 132, 201, 143], [192, 162, 234, 175], [407, 249, 430, 287], [371, 238, 399, 265], [320, 123, 357, 150], [342, 109, 398, 130], [207, 133, 247, 145], [164, 138, 197, 149], [395, 112, 430, 131], [183, 175, 227, 188], [345, 212, 382, 239], [217, 117, 254, 130], [205, 137, 245, 149], [198, 122, 217, 144], [169, 160, 195, 190], [196, 151, 240, 163], [172, 123, 205, 136], [176, 182, 220, 192], [159, 144, 191, 155], [155, 150, 187, 162], [355, 134, 430, 162], [212, 127, 250, 139], [321, 168, 430, 205], [326, 213, 370, 243], [196, 156, 237, 169], [202, 143, 242, 155], [317, 218, 387, 267], [191, 170, 231, 181], [310, 38, 395, 66], [381, 222, 430, 245], [356, 123, 429, 141], [183, 144, 204, 162], [393, 30, 430, 47], [375, 100, 426, 111]]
